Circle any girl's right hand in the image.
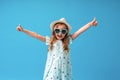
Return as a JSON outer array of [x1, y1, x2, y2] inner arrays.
[[90, 17, 98, 27], [16, 24, 23, 32]]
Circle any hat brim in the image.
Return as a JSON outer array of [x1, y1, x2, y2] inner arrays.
[[50, 20, 72, 31]]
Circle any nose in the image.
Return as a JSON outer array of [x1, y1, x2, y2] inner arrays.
[[58, 32, 62, 36]]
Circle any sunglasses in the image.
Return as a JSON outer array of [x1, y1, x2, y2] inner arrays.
[[54, 28, 68, 34]]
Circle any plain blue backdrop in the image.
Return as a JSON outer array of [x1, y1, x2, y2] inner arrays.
[[0, 0, 120, 80]]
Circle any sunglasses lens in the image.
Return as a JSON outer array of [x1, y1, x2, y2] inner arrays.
[[62, 30, 67, 34], [54, 29, 60, 33], [54, 29, 67, 34]]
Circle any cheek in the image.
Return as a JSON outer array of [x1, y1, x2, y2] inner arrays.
[[55, 34, 58, 38], [62, 34, 66, 37], [55, 34, 57, 37]]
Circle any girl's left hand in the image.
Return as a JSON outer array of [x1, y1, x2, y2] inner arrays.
[[16, 24, 23, 32], [90, 17, 98, 26]]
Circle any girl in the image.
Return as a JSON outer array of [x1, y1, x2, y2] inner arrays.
[[16, 18, 98, 80]]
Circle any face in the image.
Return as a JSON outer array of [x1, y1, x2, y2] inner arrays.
[[53, 23, 68, 40]]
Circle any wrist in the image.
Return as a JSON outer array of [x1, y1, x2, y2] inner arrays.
[[21, 28, 25, 32], [88, 22, 92, 27]]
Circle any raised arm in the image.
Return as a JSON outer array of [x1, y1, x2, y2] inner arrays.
[[71, 18, 98, 40], [16, 24, 46, 42]]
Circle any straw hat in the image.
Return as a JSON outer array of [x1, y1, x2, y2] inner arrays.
[[50, 18, 72, 32]]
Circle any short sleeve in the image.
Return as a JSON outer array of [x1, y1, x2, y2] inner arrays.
[[46, 36, 50, 45], [69, 36, 72, 44]]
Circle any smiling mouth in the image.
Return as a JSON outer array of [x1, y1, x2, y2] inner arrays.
[[57, 35, 62, 38]]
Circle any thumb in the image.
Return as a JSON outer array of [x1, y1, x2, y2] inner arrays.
[[18, 24, 23, 29], [92, 17, 96, 22], [18, 24, 22, 27]]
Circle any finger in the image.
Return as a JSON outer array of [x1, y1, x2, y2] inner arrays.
[[96, 21, 98, 24], [94, 21, 98, 26], [16, 25, 21, 30], [16, 27, 20, 31]]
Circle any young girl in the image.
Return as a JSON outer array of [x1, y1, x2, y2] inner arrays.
[[16, 18, 98, 80]]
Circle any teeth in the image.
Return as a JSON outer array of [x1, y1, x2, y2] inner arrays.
[[58, 35, 62, 37]]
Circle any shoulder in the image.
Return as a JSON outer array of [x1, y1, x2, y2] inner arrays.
[[68, 35, 73, 44], [45, 36, 51, 45]]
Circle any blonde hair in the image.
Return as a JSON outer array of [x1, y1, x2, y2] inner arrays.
[[49, 23, 70, 53]]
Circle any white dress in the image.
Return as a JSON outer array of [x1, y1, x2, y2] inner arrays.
[[43, 36, 72, 80]]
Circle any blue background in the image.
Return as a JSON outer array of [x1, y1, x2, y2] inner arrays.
[[0, 0, 120, 80]]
